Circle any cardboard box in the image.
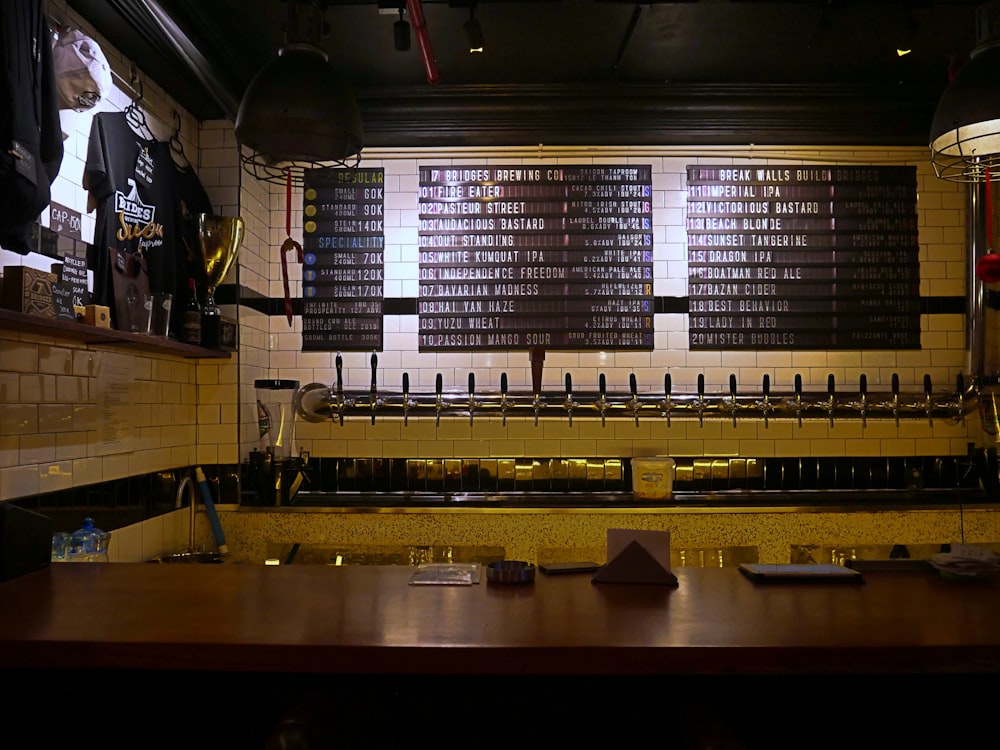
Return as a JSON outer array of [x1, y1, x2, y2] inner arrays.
[[84, 304, 111, 328], [1, 267, 57, 317]]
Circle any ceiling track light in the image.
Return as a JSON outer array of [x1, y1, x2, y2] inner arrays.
[[394, 7, 411, 52], [464, 6, 484, 53], [929, 1, 1000, 183]]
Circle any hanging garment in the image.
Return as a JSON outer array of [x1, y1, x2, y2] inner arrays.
[[0, 0, 64, 254], [84, 111, 214, 333]]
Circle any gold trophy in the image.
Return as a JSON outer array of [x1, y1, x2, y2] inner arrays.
[[194, 213, 245, 347]]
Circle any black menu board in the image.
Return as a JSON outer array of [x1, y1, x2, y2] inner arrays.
[[686, 165, 920, 350], [301, 167, 385, 351], [418, 165, 654, 351]]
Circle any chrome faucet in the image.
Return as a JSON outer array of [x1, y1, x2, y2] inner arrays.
[[661, 372, 672, 425], [596, 373, 610, 427], [499, 372, 510, 426], [627, 373, 641, 427], [564, 372, 578, 425], [956, 373, 966, 424]]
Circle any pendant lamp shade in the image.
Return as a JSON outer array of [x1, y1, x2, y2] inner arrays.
[[929, 28, 1000, 182], [234, 1, 364, 184]]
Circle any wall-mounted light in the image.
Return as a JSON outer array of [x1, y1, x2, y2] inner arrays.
[[464, 5, 485, 53], [929, 2, 1000, 183]]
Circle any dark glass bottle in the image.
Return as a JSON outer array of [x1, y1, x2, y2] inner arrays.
[[181, 277, 202, 345], [201, 286, 221, 348]]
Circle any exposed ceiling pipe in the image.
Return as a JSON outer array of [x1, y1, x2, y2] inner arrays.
[[406, 0, 440, 84]]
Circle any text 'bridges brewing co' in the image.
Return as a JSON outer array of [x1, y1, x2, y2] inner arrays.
[[417, 164, 655, 352]]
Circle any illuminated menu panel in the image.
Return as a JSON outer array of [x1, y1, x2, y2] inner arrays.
[[301, 168, 385, 351], [686, 165, 920, 350], [418, 165, 655, 351]]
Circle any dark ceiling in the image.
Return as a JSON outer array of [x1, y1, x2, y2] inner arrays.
[[66, 0, 985, 147]]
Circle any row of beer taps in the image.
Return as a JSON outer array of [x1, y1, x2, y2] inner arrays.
[[295, 351, 976, 428]]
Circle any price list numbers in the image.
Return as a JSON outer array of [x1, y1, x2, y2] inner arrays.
[[686, 165, 920, 350], [418, 165, 655, 351], [301, 167, 385, 351]]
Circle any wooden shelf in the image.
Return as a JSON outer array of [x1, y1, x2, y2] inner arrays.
[[0, 308, 231, 359]]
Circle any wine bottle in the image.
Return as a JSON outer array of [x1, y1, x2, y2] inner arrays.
[[181, 277, 202, 345], [201, 286, 221, 348]]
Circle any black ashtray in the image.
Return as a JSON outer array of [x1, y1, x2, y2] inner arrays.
[[486, 560, 536, 584]]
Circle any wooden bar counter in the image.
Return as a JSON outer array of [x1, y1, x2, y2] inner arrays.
[[2, 562, 999, 676], [3, 563, 997, 748]]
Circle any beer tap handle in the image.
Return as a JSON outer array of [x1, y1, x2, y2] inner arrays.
[[794, 373, 803, 427], [402, 372, 410, 426], [827, 373, 836, 426], [565, 372, 575, 426], [859, 373, 868, 428], [468, 372, 476, 426], [761, 373, 771, 428], [956, 373, 966, 423], [924, 373, 934, 426], [729, 373, 738, 427], [335, 352, 344, 426], [663, 372, 672, 425], [891, 372, 900, 427], [370, 351, 378, 425], [630, 373, 640, 426], [435, 372, 443, 427], [599, 373, 608, 427], [697, 373, 705, 427], [500, 372, 509, 426]]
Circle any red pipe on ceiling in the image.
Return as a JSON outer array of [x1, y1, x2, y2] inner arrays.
[[406, 0, 439, 84]]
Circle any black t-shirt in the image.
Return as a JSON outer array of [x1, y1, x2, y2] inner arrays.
[[84, 112, 212, 332]]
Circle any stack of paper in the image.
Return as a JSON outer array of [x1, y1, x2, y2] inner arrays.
[[928, 544, 1000, 577]]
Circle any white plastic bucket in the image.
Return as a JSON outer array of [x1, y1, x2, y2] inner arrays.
[[631, 456, 676, 500]]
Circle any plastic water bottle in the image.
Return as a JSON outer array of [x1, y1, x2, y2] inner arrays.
[[67, 518, 111, 562]]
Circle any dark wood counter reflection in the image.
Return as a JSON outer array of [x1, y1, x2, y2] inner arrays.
[[2, 563, 999, 676]]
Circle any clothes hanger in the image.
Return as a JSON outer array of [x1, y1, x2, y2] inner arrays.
[[122, 78, 155, 140], [168, 109, 192, 168]]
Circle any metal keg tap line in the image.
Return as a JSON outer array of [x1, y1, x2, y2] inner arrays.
[[564, 372, 578, 426], [956, 373, 966, 424], [661, 373, 673, 426]]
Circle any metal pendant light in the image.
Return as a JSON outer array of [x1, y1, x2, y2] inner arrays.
[[929, 2, 1000, 183], [235, 0, 364, 184]]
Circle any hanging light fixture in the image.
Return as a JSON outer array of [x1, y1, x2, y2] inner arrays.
[[464, 5, 485, 53], [929, 2, 1000, 183], [235, 0, 364, 184]]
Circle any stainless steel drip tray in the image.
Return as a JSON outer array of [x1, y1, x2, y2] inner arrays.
[[287, 488, 987, 508]]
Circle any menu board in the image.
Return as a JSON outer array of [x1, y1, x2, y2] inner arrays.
[[418, 165, 654, 351], [686, 165, 920, 350], [301, 167, 385, 351]]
